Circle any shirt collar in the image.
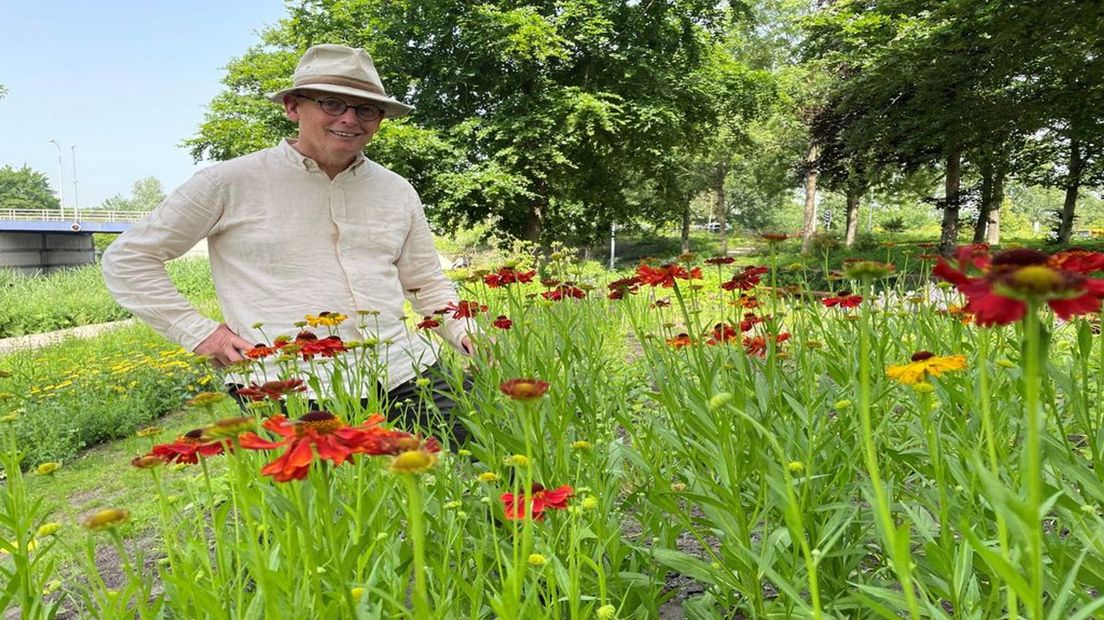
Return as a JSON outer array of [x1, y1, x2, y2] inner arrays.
[[279, 139, 368, 176]]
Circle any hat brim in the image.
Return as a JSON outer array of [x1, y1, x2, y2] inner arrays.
[[268, 84, 414, 119]]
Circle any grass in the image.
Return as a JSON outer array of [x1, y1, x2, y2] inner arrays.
[[0, 257, 217, 339]]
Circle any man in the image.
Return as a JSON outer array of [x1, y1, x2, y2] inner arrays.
[[103, 44, 474, 443]]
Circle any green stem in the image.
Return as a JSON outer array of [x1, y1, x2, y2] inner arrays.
[[977, 329, 1019, 619], [858, 282, 921, 620], [1022, 304, 1044, 619], [401, 475, 432, 620]]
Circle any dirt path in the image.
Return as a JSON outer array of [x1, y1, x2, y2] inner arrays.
[[0, 319, 137, 356]]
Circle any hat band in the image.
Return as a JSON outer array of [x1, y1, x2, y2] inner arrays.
[[295, 75, 387, 96]]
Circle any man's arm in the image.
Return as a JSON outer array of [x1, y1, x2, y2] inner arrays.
[[394, 194, 472, 354], [102, 168, 227, 355]]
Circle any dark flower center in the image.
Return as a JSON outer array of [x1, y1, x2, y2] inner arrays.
[[991, 248, 1049, 267], [911, 351, 935, 362], [297, 410, 343, 435]]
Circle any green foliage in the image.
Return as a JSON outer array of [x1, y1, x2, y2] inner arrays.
[[0, 165, 60, 211], [186, 0, 773, 245], [0, 258, 216, 338], [98, 176, 166, 212], [0, 324, 212, 466]]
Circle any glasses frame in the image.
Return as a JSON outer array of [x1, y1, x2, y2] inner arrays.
[[293, 94, 385, 122]]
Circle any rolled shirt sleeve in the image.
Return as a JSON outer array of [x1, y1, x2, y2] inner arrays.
[[395, 194, 469, 351], [102, 169, 224, 352]]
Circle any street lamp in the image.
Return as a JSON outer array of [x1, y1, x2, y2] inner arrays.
[[70, 145, 80, 221], [48, 139, 65, 220]]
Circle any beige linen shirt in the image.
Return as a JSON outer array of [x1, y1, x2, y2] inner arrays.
[[102, 139, 468, 393]]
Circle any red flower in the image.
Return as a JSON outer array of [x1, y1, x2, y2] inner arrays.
[[291, 331, 347, 360], [706, 323, 738, 345], [416, 316, 441, 330], [234, 379, 307, 402], [823, 294, 863, 308], [704, 256, 736, 266], [501, 483, 573, 521], [500, 378, 550, 400], [636, 263, 699, 288], [743, 333, 790, 357], [238, 411, 423, 482], [607, 276, 641, 300], [492, 315, 513, 330], [666, 333, 694, 348], [760, 232, 791, 243], [443, 300, 488, 319], [484, 267, 536, 288], [541, 285, 587, 301], [147, 429, 225, 464], [651, 299, 671, 308], [934, 246, 1104, 326], [244, 344, 277, 359], [739, 313, 764, 332], [722, 266, 769, 292]]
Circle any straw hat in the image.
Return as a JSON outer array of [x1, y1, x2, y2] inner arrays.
[[267, 44, 414, 118]]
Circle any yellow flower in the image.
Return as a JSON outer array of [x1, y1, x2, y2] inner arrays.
[[504, 454, 530, 468], [83, 508, 130, 531], [351, 587, 365, 603], [186, 392, 227, 408], [787, 461, 805, 475], [305, 312, 348, 327], [571, 440, 592, 450], [36, 522, 63, 537], [528, 553, 547, 567], [35, 462, 62, 476], [886, 352, 967, 385], [389, 449, 437, 474], [477, 472, 500, 483]]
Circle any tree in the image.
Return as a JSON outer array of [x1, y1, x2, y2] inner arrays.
[[0, 165, 60, 210], [99, 177, 167, 212], [186, 0, 766, 247]]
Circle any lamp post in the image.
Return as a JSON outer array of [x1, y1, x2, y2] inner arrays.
[[70, 145, 80, 221], [48, 139, 65, 219]]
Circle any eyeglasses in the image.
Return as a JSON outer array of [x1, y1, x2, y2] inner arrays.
[[294, 94, 384, 122]]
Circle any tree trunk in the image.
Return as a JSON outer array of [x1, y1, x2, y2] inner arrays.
[[801, 144, 819, 254], [680, 202, 691, 254], [939, 148, 962, 255], [974, 161, 993, 243], [1057, 137, 1083, 244], [715, 167, 728, 255], [524, 201, 543, 244], [986, 169, 1005, 245], [844, 186, 860, 247]]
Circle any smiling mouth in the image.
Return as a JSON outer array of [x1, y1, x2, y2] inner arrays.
[[329, 130, 362, 138]]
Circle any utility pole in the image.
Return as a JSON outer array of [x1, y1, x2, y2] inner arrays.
[[48, 139, 65, 219], [609, 223, 616, 270], [70, 145, 80, 221]]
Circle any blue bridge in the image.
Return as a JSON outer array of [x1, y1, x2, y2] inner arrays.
[[0, 209, 148, 273]]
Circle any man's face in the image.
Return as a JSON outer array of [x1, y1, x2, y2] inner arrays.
[[284, 90, 383, 169]]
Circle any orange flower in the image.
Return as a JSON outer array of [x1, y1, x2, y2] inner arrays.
[[484, 267, 536, 288], [500, 379, 550, 400], [147, 429, 225, 465], [416, 316, 441, 330], [706, 323, 738, 345], [666, 333, 694, 348], [235, 379, 307, 402], [238, 411, 405, 482], [636, 263, 701, 287], [743, 333, 790, 357], [244, 344, 277, 359], [492, 315, 513, 330], [501, 484, 573, 521]]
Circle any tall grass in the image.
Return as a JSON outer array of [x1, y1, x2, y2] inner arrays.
[[0, 258, 216, 339]]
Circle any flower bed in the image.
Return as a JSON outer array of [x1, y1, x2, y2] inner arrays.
[[4, 243, 1104, 618]]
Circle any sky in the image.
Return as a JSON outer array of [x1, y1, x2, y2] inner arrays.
[[0, 1, 289, 212]]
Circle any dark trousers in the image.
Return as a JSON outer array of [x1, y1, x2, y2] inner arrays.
[[229, 364, 473, 447]]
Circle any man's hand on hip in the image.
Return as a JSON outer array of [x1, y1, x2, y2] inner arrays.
[[194, 324, 253, 368]]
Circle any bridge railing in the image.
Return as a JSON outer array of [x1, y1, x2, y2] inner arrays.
[[0, 209, 149, 223]]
